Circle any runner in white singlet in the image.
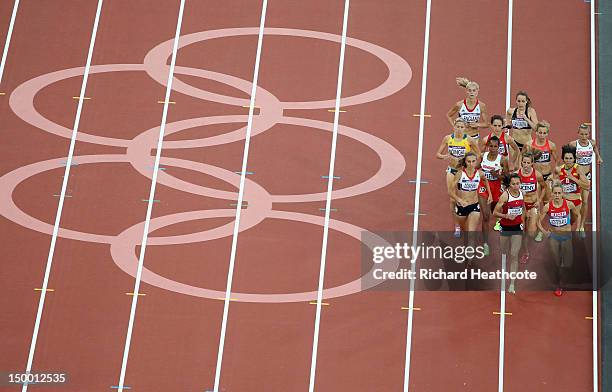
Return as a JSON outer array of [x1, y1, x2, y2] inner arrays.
[[447, 77, 489, 139], [569, 123, 603, 238]]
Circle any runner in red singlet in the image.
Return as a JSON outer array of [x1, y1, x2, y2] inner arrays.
[[537, 182, 581, 296], [517, 152, 546, 263], [554, 145, 590, 235], [493, 173, 524, 294], [523, 120, 558, 203]]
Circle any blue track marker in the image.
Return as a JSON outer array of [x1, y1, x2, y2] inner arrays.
[[141, 199, 160, 203], [319, 208, 338, 212], [408, 179, 429, 184], [234, 171, 254, 175], [321, 175, 340, 179], [110, 387, 131, 390]]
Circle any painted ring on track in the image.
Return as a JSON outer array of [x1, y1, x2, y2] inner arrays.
[[145, 27, 412, 110], [0, 154, 271, 244], [110, 208, 397, 303], [125, 114, 405, 202], [9, 64, 282, 148]]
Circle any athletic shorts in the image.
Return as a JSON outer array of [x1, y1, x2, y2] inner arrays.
[[550, 232, 572, 242], [569, 198, 582, 207], [515, 141, 525, 152], [543, 173, 551, 182], [447, 167, 458, 175], [500, 223, 523, 236], [478, 181, 502, 201], [525, 202, 536, 211], [455, 202, 480, 217]]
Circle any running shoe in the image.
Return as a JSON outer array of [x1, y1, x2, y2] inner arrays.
[[493, 220, 501, 231], [554, 288, 564, 297], [454, 225, 461, 238], [508, 283, 516, 294], [483, 243, 490, 256], [578, 227, 586, 239], [534, 231, 543, 242], [520, 253, 529, 265]]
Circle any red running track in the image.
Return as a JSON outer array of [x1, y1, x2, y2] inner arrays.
[[0, 1, 596, 391]]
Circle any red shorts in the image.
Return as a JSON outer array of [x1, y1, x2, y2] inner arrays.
[[525, 202, 536, 211], [478, 179, 503, 202], [569, 198, 582, 207]]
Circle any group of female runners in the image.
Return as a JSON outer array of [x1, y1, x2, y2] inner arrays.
[[436, 77, 603, 295]]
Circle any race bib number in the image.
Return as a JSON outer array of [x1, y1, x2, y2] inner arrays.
[[536, 151, 550, 162], [461, 113, 480, 123], [461, 181, 479, 192], [577, 152, 592, 165], [512, 118, 528, 128], [550, 217, 569, 227], [520, 183, 536, 193], [562, 182, 577, 193], [508, 206, 522, 217], [448, 145, 466, 158]]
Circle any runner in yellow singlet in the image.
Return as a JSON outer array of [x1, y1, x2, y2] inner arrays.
[[436, 118, 480, 237]]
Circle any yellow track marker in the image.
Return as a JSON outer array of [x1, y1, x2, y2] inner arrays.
[[157, 100, 176, 104], [34, 288, 54, 292], [72, 96, 91, 100], [215, 297, 238, 301], [125, 292, 146, 296], [493, 311, 512, 316], [327, 109, 347, 113], [583, 122, 592, 126], [585, 316, 594, 320], [401, 307, 421, 311], [412, 114, 431, 117], [309, 301, 330, 306], [241, 105, 260, 109], [0, 92, 6, 95]]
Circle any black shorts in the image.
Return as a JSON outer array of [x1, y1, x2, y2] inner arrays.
[[500, 223, 524, 236], [515, 140, 525, 151], [447, 167, 458, 175], [455, 202, 480, 217], [542, 173, 551, 182]]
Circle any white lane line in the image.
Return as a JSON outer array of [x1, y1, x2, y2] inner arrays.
[[402, 0, 431, 391], [505, 0, 514, 110], [212, 1, 268, 391], [496, 2, 514, 390], [115, 1, 186, 390], [0, 0, 20, 85], [307, 1, 350, 391], [21, 1, 104, 391], [498, 254, 507, 392], [590, 1, 598, 391]]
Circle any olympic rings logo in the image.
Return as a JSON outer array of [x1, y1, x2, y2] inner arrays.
[[0, 28, 412, 303]]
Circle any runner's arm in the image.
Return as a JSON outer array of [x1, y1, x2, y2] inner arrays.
[[446, 102, 460, 127]]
